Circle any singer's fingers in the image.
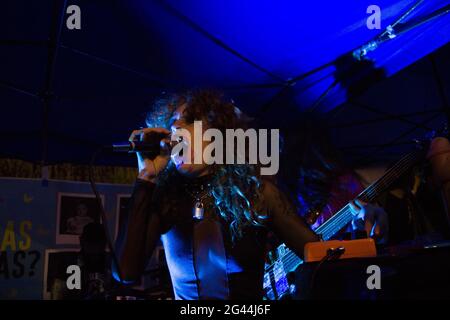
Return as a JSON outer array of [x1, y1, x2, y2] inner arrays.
[[139, 128, 171, 142], [160, 137, 171, 152], [129, 129, 142, 142], [143, 127, 171, 135], [129, 127, 170, 142]]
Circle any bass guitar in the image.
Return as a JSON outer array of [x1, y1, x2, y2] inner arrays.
[[263, 144, 427, 300]]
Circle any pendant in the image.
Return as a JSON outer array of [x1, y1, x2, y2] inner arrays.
[[192, 200, 204, 220]]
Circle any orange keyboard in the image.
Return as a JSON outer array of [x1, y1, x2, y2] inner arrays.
[[304, 238, 377, 262]]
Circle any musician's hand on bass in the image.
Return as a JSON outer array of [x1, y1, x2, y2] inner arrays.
[[349, 199, 389, 244], [129, 127, 171, 183]]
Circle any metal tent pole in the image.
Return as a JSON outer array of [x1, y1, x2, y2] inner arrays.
[[40, 0, 68, 170]]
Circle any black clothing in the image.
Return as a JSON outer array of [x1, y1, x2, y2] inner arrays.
[[115, 177, 318, 299]]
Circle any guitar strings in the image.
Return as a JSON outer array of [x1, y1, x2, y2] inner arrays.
[[264, 150, 422, 275], [316, 150, 420, 238], [264, 151, 420, 275], [316, 150, 420, 236]]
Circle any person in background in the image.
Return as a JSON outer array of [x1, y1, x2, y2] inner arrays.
[[51, 223, 109, 300], [279, 113, 389, 243]]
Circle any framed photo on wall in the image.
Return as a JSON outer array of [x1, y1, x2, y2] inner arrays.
[[42, 249, 80, 300], [56, 193, 104, 245]]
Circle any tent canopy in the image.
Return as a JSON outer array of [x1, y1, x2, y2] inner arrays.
[[1, 0, 449, 167]]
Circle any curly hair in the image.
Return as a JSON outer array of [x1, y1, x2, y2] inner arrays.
[[145, 90, 267, 242], [279, 113, 344, 217]]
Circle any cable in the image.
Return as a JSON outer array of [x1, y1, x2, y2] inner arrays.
[[88, 147, 124, 287], [309, 247, 345, 295]]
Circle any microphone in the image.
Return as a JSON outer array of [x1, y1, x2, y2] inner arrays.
[[107, 131, 170, 155], [109, 141, 161, 153]]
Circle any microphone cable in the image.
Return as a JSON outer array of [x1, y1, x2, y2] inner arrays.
[[88, 146, 125, 289], [309, 246, 346, 295]]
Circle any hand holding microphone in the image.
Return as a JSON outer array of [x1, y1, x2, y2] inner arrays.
[[128, 128, 171, 183]]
